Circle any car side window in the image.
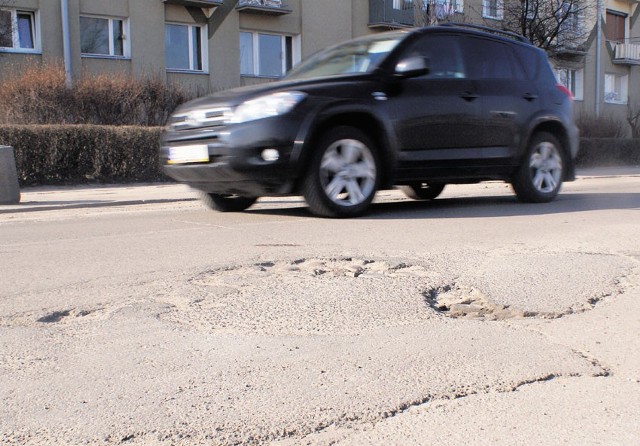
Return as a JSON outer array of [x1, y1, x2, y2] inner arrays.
[[513, 46, 539, 80], [400, 35, 467, 79], [462, 37, 518, 80]]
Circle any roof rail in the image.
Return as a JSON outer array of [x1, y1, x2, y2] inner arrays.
[[438, 23, 531, 44]]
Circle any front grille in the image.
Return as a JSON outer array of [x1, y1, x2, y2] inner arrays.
[[169, 107, 231, 131]]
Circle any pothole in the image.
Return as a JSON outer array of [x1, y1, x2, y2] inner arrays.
[[156, 252, 637, 333], [425, 284, 554, 320], [160, 257, 447, 335], [36, 308, 98, 324]]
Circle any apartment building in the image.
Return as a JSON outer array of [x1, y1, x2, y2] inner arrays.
[[0, 0, 373, 92], [553, 0, 640, 123], [1, 1, 638, 127]]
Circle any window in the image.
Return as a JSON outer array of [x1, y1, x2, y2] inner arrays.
[[240, 31, 296, 77], [402, 35, 466, 79], [0, 9, 37, 51], [165, 23, 206, 72], [465, 39, 514, 79], [428, 0, 464, 15], [559, 1, 580, 34], [556, 68, 583, 101], [392, 0, 412, 10], [80, 16, 127, 57], [604, 73, 628, 104], [605, 11, 626, 43], [482, 0, 503, 20]]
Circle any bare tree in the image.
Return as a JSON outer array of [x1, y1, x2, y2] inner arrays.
[[499, 0, 594, 51]]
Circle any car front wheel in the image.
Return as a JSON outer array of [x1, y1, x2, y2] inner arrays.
[[512, 132, 565, 203], [303, 126, 379, 218], [201, 193, 257, 212]]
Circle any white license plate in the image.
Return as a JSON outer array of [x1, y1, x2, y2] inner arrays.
[[168, 145, 209, 164]]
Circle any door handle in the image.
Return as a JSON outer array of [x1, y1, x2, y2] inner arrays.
[[461, 91, 479, 101], [523, 93, 538, 101]]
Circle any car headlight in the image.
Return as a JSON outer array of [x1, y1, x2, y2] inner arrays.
[[228, 91, 307, 124]]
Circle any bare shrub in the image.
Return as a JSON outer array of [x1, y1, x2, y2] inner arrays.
[[575, 113, 628, 139], [0, 63, 71, 124], [0, 63, 198, 126], [627, 105, 640, 139]]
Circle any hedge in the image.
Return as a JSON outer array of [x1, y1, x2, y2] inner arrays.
[[0, 125, 165, 185], [575, 138, 640, 167]]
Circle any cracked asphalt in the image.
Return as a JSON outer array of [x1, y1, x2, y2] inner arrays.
[[1, 169, 639, 445]]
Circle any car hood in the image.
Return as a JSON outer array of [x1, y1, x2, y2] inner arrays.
[[174, 74, 378, 113]]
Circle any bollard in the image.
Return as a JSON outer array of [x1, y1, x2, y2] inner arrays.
[[0, 145, 21, 204]]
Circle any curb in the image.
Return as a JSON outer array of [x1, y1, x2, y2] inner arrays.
[[0, 197, 198, 214]]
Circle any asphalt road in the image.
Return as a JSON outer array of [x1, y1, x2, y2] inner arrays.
[[1, 169, 639, 445]]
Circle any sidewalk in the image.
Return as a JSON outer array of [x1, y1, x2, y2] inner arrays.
[[0, 166, 638, 214], [0, 183, 199, 214]]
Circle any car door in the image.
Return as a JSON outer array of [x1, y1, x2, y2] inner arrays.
[[384, 34, 483, 178], [460, 36, 540, 163]]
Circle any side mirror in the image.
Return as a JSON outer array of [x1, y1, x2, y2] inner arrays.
[[394, 56, 429, 78]]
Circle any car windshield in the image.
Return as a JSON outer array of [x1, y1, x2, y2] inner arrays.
[[285, 32, 406, 80]]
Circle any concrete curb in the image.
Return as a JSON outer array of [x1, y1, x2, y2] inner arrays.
[[0, 198, 198, 214], [0, 146, 20, 205]]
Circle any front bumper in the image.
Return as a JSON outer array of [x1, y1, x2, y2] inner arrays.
[[160, 117, 301, 196]]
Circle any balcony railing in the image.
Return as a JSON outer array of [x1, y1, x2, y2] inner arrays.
[[613, 39, 640, 65], [236, 0, 291, 15], [369, 0, 415, 29], [164, 0, 223, 7]]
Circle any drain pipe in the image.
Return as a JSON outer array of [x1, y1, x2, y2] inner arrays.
[[595, 0, 602, 117], [61, 0, 72, 88]]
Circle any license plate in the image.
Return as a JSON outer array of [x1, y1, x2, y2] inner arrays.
[[167, 145, 209, 164]]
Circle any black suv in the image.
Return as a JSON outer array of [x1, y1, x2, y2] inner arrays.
[[161, 24, 579, 217]]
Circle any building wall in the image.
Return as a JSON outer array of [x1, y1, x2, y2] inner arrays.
[[300, 0, 354, 57]]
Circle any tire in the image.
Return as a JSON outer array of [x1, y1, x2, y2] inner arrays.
[[400, 182, 445, 200], [201, 192, 257, 212], [303, 126, 379, 218], [512, 132, 565, 203]]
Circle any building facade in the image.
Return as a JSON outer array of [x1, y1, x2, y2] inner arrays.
[[0, 0, 373, 92], [1, 1, 638, 129]]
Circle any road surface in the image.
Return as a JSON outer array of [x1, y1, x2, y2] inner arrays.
[[1, 169, 639, 445]]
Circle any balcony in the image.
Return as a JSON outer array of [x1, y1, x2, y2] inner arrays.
[[236, 0, 291, 16], [369, 0, 415, 29], [163, 0, 223, 8], [552, 44, 587, 57], [613, 40, 640, 65]]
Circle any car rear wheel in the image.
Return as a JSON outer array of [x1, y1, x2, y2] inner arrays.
[[201, 193, 257, 212], [400, 182, 445, 200], [303, 126, 379, 218], [512, 132, 565, 203]]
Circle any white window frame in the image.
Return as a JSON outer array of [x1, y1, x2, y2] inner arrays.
[[604, 73, 628, 104], [555, 67, 583, 101], [482, 0, 503, 20], [165, 22, 208, 73], [240, 31, 300, 78], [80, 15, 130, 59], [0, 8, 40, 53]]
